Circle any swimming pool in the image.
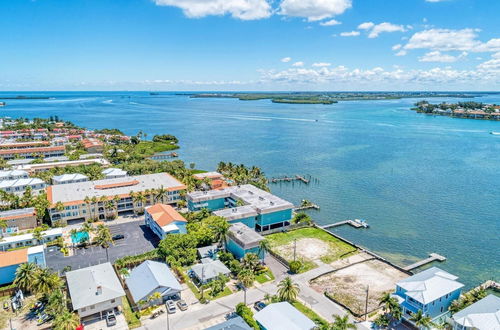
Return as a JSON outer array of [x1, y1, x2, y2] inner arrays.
[[71, 231, 89, 244]]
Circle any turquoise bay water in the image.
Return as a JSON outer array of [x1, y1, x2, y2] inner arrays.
[[2, 92, 499, 287]]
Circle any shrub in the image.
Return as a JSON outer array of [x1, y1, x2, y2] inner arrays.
[[236, 303, 259, 330], [289, 260, 302, 274]]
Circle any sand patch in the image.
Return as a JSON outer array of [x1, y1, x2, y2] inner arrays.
[[273, 238, 330, 262]]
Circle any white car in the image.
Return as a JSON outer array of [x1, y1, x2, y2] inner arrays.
[[105, 310, 117, 327], [165, 300, 176, 314]]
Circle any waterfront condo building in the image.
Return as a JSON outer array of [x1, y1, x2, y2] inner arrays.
[[15, 158, 110, 174], [187, 184, 293, 232], [394, 267, 464, 325], [47, 172, 186, 225], [0, 145, 65, 160]]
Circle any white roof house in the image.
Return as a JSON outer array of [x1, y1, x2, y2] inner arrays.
[[126, 260, 182, 304], [254, 302, 316, 330], [396, 267, 464, 305], [102, 168, 127, 179], [66, 263, 125, 317], [190, 260, 231, 283], [52, 173, 89, 185], [452, 295, 500, 330], [0, 170, 29, 180]]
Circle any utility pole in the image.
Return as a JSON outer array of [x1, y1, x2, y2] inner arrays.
[[364, 285, 369, 321], [167, 308, 170, 330], [293, 239, 297, 262]]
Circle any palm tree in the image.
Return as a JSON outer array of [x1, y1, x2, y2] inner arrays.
[[148, 291, 163, 306], [0, 220, 7, 240], [83, 196, 91, 220], [277, 277, 299, 302], [52, 310, 80, 330], [330, 315, 356, 330], [14, 262, 39, 292], [32, 227, 45, 244], [409, 310, 434, 329], [237, 268, 255, 288], [33, 268, 61, 295], [81, 221, 94, 235], [257, 239, 270, 259], [105, 200, 114, 219], [93, 224, 113, 261], [379, 293, 393, 313], [154, 187, 168, 203], [90, 196, 98, 220], [241, 253, 260, 273]]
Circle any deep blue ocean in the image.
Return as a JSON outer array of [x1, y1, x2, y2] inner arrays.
[[1, 91, 499, 288]]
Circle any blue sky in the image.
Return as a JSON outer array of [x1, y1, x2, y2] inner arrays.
[[1, 0, 499, 91]]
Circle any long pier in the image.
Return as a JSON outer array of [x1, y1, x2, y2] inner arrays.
[[403, 253, 447, 271], [322, 220, 366, 229], [270, 175, 310, 184], [148, 152, 178, 160], [294, 204, 320, 211]]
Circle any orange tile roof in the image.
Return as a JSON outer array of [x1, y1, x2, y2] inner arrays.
[[0, 145, 65, 155], [0, 210, 36, 221], [0, 249, 28, 268], [147, 203, 186, 227], [82, 138, 104, 149], [0, 141, 50, 149]]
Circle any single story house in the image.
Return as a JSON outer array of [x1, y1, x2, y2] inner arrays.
[[145, 203, 187, 239], [0, 246, 46, 286], [197, 244, 219, 260], [126, 260, 182, 306], [452, 294, 500, 330], [254, 302, 316, 330], [226, 222, 265, 260], [190, 259, 231, 284], [66, 262, 125, 319], [394, 267, 464, 324]]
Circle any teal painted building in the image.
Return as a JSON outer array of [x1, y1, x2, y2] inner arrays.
[[226, 222, 265, 260], [187, 184, 294, 232], [0, 245, 46, 286]]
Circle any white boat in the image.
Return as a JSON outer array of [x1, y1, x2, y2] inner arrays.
[[490, 131, 500, 135], [354, 219, 369, 228]]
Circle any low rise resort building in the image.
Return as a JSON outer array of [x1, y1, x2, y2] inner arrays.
[[254, 302, 316, 330], [0, 177, 46, 196], [15, 158, 110, 173], [0, 140, 51, 149], [145, 203, 187, 239], [82, 138, 104, 153], [0, 207, 38, 233], [0, 245, 46, 286], [126, 260, 182, 307], [46, 172, 186, 225], [102, 167, 127, 179], [226, 222, 265, 260], [0, 228, 62, 251], [394, 267, 464, 325], [52, 173, 89, 185], [66, 262, 125, 319], [0, 145, 65, 160], [187, 184, 294, 232], [452, 294, 500, 330], [193, 171, 228, 189], [0, 169, 29, 181]]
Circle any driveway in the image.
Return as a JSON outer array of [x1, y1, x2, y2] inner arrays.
[[46, 221, 159, 273]]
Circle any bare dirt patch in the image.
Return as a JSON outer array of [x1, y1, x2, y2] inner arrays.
[[310, 258, 408, 316], [274, 238, 330, 262]]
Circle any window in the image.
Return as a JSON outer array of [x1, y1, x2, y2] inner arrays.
[[440, 306, 443, 312], [81, 307, 86, 312], [90, 305, 95, 309], [111, 299, 115, 303]]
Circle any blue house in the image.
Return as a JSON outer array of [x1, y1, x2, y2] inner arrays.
[[226, 222, 265, 260], [187, 184, 294, 232], [145, 203, 187, 240], [0, 245, 46, 286], [394, 267, 464, 325]]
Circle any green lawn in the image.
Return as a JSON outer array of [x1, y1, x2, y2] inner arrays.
[[255, 269, 275, 284], [266, 227, 357, 272], [122, 297, 141, 328], [292, 301, 329, 328]]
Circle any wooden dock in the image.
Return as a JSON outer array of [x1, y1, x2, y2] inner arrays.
[[270, 175, 310, 184], [403, 253, 447, 271], [149, 152, 178, 160], [322, 220, 365, 229]]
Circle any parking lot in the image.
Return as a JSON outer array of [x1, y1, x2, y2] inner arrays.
[[46, 221, 160, 273]]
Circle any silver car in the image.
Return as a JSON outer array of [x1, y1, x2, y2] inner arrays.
[[105, 310, 117, 327], [165, 300, 176, 314]]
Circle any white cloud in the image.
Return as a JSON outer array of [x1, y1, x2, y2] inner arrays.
[[404, 28, 477, 51], [340, 31, 360, 37], [320, 19, 341, 26], [425, 0, 448, 2], [367, 22, 406, 38], [153, 0, 271, 20], [492, 52, 500, 59], [312, 62, 331, 67], [477, 58, 500, 73], [358, 22, 374, 30], [279, 0, 352, 21], [392, 44, 402, 51], [281, 57, 292, 63], [395, 50, 407, 56], [292, 61, 304, 67], [419, 51, 459, 62]]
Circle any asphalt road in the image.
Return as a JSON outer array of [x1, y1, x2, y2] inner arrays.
[[45, 221, 159, 274]]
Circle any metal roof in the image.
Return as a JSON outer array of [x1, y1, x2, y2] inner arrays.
[[190, 260, 230, 282], [254, 302, 316, 330], [205, 316, 252, 330], [52, 173, 89, 182], [66, 262, 125, 310], [452, 295, 500, 329]]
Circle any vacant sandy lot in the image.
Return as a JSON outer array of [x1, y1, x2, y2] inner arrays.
[[274, 238, 331, 261], [310, 258, 408, 315]]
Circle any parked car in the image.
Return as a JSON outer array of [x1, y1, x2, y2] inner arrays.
[[165, 300, 176, 314], [106, 310, 117, 327], [37, 313, 53, 326], [112, 234, 125, 241], [176, 299, 188, 311], [254, 301, 266, 312]]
